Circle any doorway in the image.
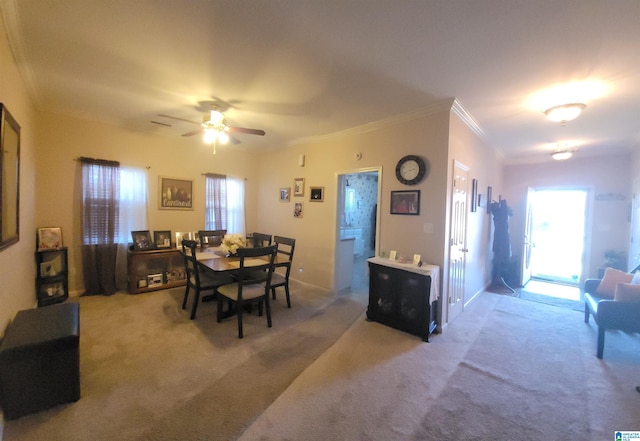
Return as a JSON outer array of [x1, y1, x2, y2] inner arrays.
[[526, 188, 588, 293], [335, 169, 380, 296]]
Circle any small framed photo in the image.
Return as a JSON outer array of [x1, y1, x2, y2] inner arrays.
[[154, 230, 172, 248], [37, 227, 63, 250], [413, 254, 422, 266], [131, 230, 155, 251], [294, 202, 303, 218], [293, 178, 305, 197], [310, 186, 324, 202], [470, 179, 478, 212], [487, 186, 493, 214], [280, 187, 290, 202], [389, 250, 397, 261], [390, 190, 420, 215], [159, 176, 193, 210]]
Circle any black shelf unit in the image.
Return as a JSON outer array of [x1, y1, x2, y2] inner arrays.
[[35, 247, 69, 307]]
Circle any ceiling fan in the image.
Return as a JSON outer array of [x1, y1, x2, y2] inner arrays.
[[157, 105, 265, 150]]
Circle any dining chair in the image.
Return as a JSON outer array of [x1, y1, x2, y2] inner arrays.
[[198, 229, 227, 250], [270, 236, 296, 308], [216, 245, 277, 338], [181, 239, 234, 320], [251, 232, 272, 248]]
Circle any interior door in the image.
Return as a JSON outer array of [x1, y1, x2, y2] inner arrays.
[[521, 187, 534, 286], [447, 161, 469, 323]]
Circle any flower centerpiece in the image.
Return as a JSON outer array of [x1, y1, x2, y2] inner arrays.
[[220, 233, 246, 256]]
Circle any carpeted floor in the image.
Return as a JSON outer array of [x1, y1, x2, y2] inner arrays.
[[2, 283, 639, 441]]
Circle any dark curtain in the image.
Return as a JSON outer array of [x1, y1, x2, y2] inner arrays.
[[205, 173, 227, 230], [80, 157, 120, 295]]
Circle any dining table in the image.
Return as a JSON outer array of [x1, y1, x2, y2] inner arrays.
[[195, 247, 289, 274]]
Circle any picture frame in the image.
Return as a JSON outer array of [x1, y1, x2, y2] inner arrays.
[[153, 230, 172, 248], [310, 186, 324, 202], [294, 202, 303, 218], [390, 190, 420, 215], [487, 186, 493, 214], [131, 230, 155, 251], [471, 178, 478, 212], [293, 177, 305, 197], [279, 187, 290, 202], [0, 104, 20, 251], [159, 176, 193, 210], [37, 227, 63, 250]]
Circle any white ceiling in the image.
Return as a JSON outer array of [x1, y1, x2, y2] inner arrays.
[[2, 0, 640, 163]]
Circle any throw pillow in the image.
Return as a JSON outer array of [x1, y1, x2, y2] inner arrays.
[[614, 282, 640, 303], [631, 270, 640, 285], [595, 267, 633, 298]]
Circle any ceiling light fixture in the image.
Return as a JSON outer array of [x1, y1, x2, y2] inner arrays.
[[201, 108, 230, 154], [551, 150, 573, 161], [544, 103, 586, 123]]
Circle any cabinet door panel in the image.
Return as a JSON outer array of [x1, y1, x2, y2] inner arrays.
[[398, 274, 429, 323], [368, 264, 396, 317]]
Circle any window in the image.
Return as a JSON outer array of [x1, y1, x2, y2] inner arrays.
[[205, 174, 245, 236], [82, 159, 148, 245]]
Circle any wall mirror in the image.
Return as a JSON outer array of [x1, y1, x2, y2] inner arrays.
[[0, 104, 20, 251]]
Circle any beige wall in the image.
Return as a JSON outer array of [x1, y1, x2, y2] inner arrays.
[[35, 111, 261, 294], [503, 153, 632, 281], [447, 112, 502, 313], [0, 12, 38, 334], [255, 106, 453, 291]]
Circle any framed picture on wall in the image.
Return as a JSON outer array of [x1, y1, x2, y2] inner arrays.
[[280, 187, 290, 202], [294, 202, 303, 218], [471, 179, 478, 212], [390, 190, 420, 215], [310, 186, 324, 202], [293, 178, 305, 197], [159, 177, 193, 210]]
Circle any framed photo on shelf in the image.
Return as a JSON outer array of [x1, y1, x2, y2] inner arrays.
[[293, 178, 305, 197], [280, 187, 290, 202], [159, 176, 193, 210], [390, 190, 420, 215], [310, 186, 324, 202], [131, 230, 154, 251], [154, 230, 172, 248], [37, 227, 63, 250]]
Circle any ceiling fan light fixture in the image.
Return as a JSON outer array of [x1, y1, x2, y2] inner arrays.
[[217, 131, 230, 144], [209, 109, 225, 126], [544, 103, 586, 123], [203, 129, 217, 145], [551, 150, 573, 161]]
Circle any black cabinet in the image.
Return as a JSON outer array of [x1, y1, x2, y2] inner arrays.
[[35, 247, 69, 307], [367, 258, 438, 341]]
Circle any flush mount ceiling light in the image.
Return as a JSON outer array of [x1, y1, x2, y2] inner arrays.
[[544, 103, 586, 123], [551, 150, 573, 161]]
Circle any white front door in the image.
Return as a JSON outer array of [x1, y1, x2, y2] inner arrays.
[[521, 187, 534, 286], [447, 161, 469, 323]]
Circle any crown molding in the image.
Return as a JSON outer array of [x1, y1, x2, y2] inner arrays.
[[451, 99, 484, 138]]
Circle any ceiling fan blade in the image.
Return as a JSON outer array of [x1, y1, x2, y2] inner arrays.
[[150, 120, 172, 127], [182, 129, 203, 137], [230, 136, 241, 145], [158, 114, 201, 125], [228, 126, 266, 136]]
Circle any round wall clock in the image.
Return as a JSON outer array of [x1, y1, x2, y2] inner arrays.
[[395, 155, 427, 185]]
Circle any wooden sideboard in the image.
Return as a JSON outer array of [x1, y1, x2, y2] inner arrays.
[[127, 248, 186, 294], [367, 257, 439, 341]]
